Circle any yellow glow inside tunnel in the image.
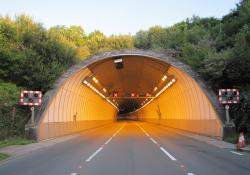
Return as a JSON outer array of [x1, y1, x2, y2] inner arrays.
[[36, 51, 223, 141], [135, 66, 222, 137], [39, 68, 117, 140]]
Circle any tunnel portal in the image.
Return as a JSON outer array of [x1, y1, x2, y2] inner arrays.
[[33, 50, 224, 141]]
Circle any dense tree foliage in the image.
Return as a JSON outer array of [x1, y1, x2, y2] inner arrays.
[[0, 15, 134, 138], [0, 82, 29, 139], [0, 0, 249, 139], [134, 0, 250, 131]]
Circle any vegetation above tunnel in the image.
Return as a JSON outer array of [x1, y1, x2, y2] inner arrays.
[[0, 0, 250, 139]]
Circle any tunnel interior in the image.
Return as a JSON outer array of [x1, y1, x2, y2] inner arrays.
[[86, 56, 172, 115], [35, 52, 223, 141]]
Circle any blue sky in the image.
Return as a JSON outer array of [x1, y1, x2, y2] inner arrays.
[[0, 0, 240, 36]]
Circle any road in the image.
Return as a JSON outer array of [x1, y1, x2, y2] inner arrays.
[[0, 121, 250, 175]]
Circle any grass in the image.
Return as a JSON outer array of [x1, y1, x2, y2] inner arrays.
[[224, 133, 249, 144], [224, 133, 239, 144], [0, 137, 34, 149], [0, 153, 10, 161]]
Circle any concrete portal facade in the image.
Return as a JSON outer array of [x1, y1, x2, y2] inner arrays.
[[31, 49, 225, 141]]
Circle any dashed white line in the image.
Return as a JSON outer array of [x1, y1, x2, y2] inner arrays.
[[85, 147, 103, 162], [231, 151, 244, 156], [85, 123, 126, 162], [160, 147, 177, 161], [150, 138, 158, 144], [187, 173, 194, 175], [105, 137, 113, 145], [137, 123, 177, 161]]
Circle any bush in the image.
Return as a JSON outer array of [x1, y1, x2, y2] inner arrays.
[[0, 82, 29, 139]]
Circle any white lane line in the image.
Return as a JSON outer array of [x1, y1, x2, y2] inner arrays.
[[85, 123, 126, 162], [137, 123, 177, 161], [70, 173, 79, 175], [85, 147, 103, 162], [160, 147, 177, 161], [150, 138, 158, 144], [187, 173, 194, 175], [104, 137, 113, 145], [231, 151, 244, 156]]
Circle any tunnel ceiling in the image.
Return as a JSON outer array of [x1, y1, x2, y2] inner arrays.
[[86, 56, 172, 113]]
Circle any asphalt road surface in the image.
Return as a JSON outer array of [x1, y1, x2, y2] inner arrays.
[[0, 121, 250, 175]]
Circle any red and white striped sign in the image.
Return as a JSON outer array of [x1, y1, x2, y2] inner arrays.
[[20, 90, 42, 106], [218, 89, 240, 104]]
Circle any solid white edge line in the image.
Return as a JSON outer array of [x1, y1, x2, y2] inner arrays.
[[150, 138, 158, 144], [85, 147, 103, 162], [160, 147, 177, 161], [230, 151, 244, 156]]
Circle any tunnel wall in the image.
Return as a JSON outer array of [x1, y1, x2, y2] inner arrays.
[[37, 68, 117, 140], [136, 66, 223, 138]]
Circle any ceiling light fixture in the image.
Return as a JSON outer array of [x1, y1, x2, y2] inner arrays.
[[162, 75, 167, 81], [82, 80, 118, 110], [114, 57, 123, 69], [136, 78, 177, 112]]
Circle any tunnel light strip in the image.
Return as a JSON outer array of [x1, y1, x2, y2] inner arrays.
[[136, 78, 176, 112], [83, 80, 118, 110]]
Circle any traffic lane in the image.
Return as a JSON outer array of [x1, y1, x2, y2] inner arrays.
[[0, 122, 125, 175], [139, 122, 250, 175], [81, 122, 186, 175]]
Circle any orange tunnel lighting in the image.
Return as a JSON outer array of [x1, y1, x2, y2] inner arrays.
[[33, 50, 224, 141]]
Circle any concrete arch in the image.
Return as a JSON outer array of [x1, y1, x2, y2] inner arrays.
[[31, 49, 225, 141]]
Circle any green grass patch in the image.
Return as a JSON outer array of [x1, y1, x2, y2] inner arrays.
[[0, 137, 34, 149], [0, 153, 10, 161], [224, 133, 250, 144], [224, 133, 239, 144]]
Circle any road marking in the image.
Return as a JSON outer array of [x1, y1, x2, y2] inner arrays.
[[136, 123, 177, 161], [160, 147, 177, 161], [70, 173, 79, 175], [136, 123, 197, 174], [231, 151, 244, 156], [85, 147, 103, 162], [104, 137, 113, 145], [150, 138, 158, 144], [85, 123, 126, 162]]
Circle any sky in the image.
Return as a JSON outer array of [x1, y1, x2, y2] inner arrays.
[[0, 0, 240, 36]]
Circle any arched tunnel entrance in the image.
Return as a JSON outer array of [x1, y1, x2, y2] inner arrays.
[[33, 50, 224, 141]]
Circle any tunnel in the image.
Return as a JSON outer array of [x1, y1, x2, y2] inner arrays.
[[32, 50, 225, 141]]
